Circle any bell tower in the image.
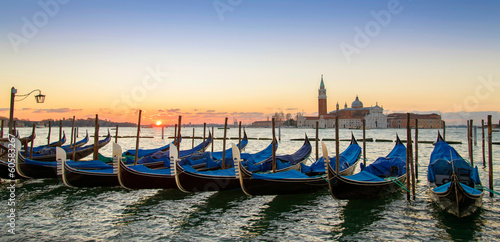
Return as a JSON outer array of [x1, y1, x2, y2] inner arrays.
[[318, 75, 327, 116]]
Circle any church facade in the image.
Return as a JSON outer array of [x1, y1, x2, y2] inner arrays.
[[297, 76, 388, 129]]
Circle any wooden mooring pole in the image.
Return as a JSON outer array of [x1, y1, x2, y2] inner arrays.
[[93, 115, 99, 161], [203, 123, 206, 151], [482, 120, 486, 167], [115, 125, 119, 143], [59, 120, 62, 147], [47, 121, 51, 145], [272, 118, 277, 173], [192, 127, 195, 148], [174, 124, 177, 144], [487, 115, 493, 197], [221, 117, 228, 170], [315, 121, 319, 161], [72, 128, 77, 161], [134, 111, 141, 165], [161, 125, 164, 140], [70, 116, 75, 147], [0, 120, 4, 138], [470, 119, 474, 166], [29, 124, 36, 159], [211, 126, 215, 153], [335, 114, 339, 174], [474, 125, 478, 146], [415, 119, 419, 179], [177, 116, 182, 154], [362, 118, 366, 166], [238, 121, 242, 152], [406, 113, 411, 200], [443, 121, 446, 141]]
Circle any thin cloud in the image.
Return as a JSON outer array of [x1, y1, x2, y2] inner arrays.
[[168, 109, 181, 113], [33, 108, 82, 113]]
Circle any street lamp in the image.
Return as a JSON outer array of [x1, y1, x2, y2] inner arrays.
[[8, 87, 46, 136]]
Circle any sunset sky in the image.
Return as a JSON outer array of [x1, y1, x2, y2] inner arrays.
[[1, 0, 499, 125]]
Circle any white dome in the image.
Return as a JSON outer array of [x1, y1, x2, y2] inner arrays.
[[352, 96, 363, 109]]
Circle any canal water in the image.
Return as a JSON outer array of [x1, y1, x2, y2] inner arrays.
[[1, 127, 499, 241]]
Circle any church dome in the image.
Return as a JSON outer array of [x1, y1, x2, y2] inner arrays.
[[352, 95, 363, 109]]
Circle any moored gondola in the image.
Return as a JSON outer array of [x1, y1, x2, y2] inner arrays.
[[12, 133, 111, 179], [28, 131, 111, 161], [237, 134, 361, 196], [427, 133, 483, 217], [326, 135, 407, 199], [117, 136, 213, 189], [175, 136, 311, 192], [58, 147, 119, 187]]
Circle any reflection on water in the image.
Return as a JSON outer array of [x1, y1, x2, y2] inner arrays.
[[431, 202, 484, 241], [1, 127, 499, 240], [336, 193, 403, 240]]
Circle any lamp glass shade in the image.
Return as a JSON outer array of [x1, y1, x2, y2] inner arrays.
[[35, 94, 45, 103]]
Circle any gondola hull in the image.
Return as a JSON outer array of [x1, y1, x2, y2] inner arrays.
[[238, 164, 326, 195], [239, 159, 359, 196], [175, 163, 240, 192], [63, 162, 118, 187], [429, 178, 483, 217], [118, 160, 176, 189], [30, 132, 111, 161], [0, 160, 24, 180], [16, 157, 58, 179], [327, 164, 407, 199]]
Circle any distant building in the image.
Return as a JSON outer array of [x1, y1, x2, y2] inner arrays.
[[387, 113, 443, 129], [252, 120, 272, 127], [297, 76, 387, 129]]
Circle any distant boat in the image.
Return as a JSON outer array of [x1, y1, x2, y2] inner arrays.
[[218, 127, 230, 130], [349, 127, 370, 130]]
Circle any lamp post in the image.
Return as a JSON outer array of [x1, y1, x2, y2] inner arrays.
[[8, 87, 45, 136]]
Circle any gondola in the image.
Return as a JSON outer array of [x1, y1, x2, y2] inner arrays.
[[0, 138, 24, 179], [182, 131, 248, 170], [138, 132, 213, 169], [122, 136, 182, 157], [60, 137, 213, 188], [325, 135, 407, 199], [12, 133, 111, 179], [44, 132, 67, 148], [237, 134, 360, 196], [27, 131, 111, 161], [30, 131, 88, 153], [427, 133, 483, 217], [117, 143, 177, 189], [174, 136, 311, 192], [117, 135, 215, 189], [58, 147, 118, 187]]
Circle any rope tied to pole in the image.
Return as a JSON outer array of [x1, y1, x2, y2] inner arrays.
[[475, 185, 500, 196], [385, 176, 411, 193]]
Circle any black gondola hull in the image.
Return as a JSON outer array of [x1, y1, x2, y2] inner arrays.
[[118, 161, 176, 189], [17, 162, 57, 179], [430, 179, 483, 217], [176, 163, 240, 192], [63, 163, 118, 187], [328, 171, 407, 199], [0, 160, 24, 180]]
